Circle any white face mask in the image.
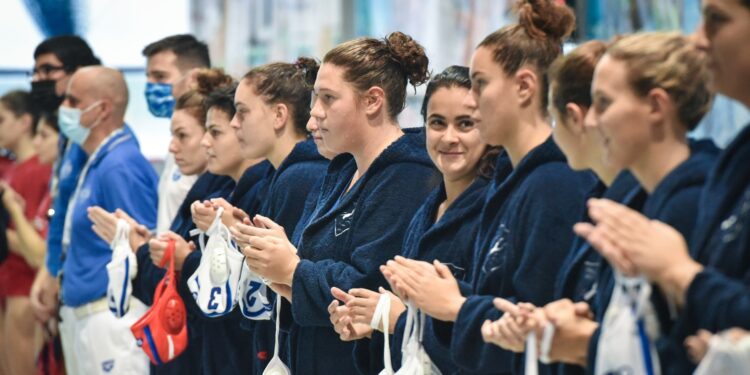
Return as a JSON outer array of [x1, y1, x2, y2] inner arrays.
[[58, 100, 102, 145]]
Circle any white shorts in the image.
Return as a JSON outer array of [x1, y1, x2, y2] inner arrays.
[[60, 297, 149, 375]]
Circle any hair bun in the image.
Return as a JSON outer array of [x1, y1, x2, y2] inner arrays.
[[194, 68, 235, 96], [516, 0, 575, 41], [294, 57, 320, 87], [385, 32, 430, 87]]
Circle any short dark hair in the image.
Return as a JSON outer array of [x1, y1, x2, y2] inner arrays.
[[420, 65, 471, 121], [0, 90, 40, 135], [33, 35, 101, 72], [205, 84, 238, 120], [142, 34, 211, 70], [39, 110, 59, 133]]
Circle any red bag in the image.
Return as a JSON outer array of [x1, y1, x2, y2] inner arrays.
[[130, 240, 188, 365]]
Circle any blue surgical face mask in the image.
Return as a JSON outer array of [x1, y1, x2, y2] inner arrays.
[[145, 82, 175, 118], [58, 101, 102, 145]]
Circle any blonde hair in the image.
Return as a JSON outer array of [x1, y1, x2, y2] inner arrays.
[[607, 32, 712, 130]]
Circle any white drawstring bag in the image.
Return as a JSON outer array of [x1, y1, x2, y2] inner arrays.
[[523, 322, 555, 375], [106, 219, 138, 317], [187, 207, 245, 317], [237, 261, 273, 320], [694, 330, 750, 375], [396, 303, 441, 375], [371, 293, 395, 375], [595, 274, 661, 375], [261, 294, 291, 375]]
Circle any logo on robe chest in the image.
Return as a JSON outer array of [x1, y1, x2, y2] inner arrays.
[[101, 359, 115, 372], [60, 162, 73, 180], [335, 208, 356, 237], [482, 224, 510, 275], [78, 187, 91, 202], [720, 189, 750, 244], [172, 168, 182, 181]]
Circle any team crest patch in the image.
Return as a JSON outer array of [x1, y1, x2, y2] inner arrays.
[[482, 224, 510, 275], [721, 189, 750, 244], [335, 209, 355, 237], [60, 162, 72, 179], [79, 187, 92, 201], [102, 359, 115, 372]]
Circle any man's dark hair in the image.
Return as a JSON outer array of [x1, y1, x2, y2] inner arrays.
[[33, 35, 101, 72], [142, 34, 211, 70]]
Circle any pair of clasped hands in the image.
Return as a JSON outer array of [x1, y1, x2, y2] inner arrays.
[[324, 255, 597, 367], [327, 256, 469, 343], [87, 198, 299, 300]]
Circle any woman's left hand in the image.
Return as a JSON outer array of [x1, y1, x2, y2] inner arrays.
[[242, 236, 299, 286], [542, 299, 597, 366], [381, 256, 465, 322], [148, 232, 196, 271]]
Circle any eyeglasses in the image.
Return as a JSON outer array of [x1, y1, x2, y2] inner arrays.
[[27, 64, 67, 78]]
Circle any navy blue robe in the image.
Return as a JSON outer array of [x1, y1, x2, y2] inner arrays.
[[288, 129, 441, 374], [436, 137, 595, 374], [586, 140, 720, 375]]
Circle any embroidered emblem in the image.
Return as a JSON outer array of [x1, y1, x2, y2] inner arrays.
[[101, 359, 115, 372], [60, 162, 72, 179], [335, 209, 355, 237], [483, 224, 510, 275]]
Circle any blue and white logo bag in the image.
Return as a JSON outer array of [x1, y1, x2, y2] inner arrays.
[[106, 219, 138, 317], [187, 207, 245, 317], [595, 273, 661, 375], [237, 261, 273, 320]]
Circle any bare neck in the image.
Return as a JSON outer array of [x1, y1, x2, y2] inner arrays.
[[630, 138, 690, 193], [589, 160, 619, 187], [438, 173, 477, 221], [350, 122, 403, 178], [267, 129, 306, 169], [504, 112, 551, 168], [231, 157, 265, 182], [82, 121, 121, 155], [10, 136, 36, 163]]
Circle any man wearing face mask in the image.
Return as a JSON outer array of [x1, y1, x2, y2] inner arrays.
[[27, 36, 101, 331], [57, 66, 158, 375], [141, 34, 210, 234]]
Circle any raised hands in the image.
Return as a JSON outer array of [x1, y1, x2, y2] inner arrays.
[[381, 256, 465, 322], [328, 288, 373, 341], [148, 231, 196, 271], [232, 214, 299, 286], [574, 198, 702, 305], [88, 206, 152, 251], [190, 198, 248, 232], [481, 298, 543, 353]]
